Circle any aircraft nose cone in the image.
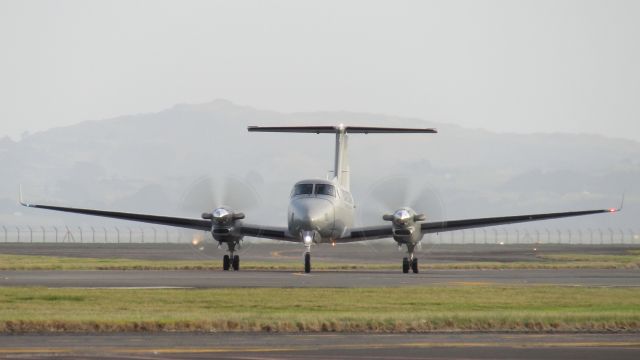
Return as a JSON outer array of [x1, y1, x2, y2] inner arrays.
[[289, 198, 334, 234], [292, 199, 325, 223]]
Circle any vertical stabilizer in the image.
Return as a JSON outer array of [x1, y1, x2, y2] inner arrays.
[[247, 125, 437, 191], [334, 125, 350, 189]]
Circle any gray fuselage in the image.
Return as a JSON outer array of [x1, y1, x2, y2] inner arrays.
[[288, 179, 355, 243]]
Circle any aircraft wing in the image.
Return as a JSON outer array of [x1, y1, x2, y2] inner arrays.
[[21, 198, 294, 240], [420, 208, 619, 234], [238, 224, 295, 242], [20, 202, 213, 231], [340, 207, 619, 242], [338, 225, 394, 242]]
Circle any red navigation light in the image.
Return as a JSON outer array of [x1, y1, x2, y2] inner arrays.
[[609, 208, 617, 212]]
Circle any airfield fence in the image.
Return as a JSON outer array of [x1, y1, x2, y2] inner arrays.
[[0, 225, 639, 245]]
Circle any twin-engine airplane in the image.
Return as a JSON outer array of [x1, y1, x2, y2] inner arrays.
[[20, 125, 620, 273]]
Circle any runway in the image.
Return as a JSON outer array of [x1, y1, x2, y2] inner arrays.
[[0, 333, 638, 359], [1, 268, 638, 288], [1, 244, 638, 359]]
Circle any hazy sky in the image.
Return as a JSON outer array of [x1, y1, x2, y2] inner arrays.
[[1, 0, 639, 140]]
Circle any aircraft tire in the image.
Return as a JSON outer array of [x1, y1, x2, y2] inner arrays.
[[223, 255, 230, 271], [402, 257, 409, 273], [232, 255, 240, 271], [304, 253, 311, 273], [411, 258, 419, 274]]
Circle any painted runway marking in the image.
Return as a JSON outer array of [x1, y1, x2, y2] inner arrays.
[[2, 341, 640, 355], [447, 281, 495, 286], [54, 286, 194, 289]]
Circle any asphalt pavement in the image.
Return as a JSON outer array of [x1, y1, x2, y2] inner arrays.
[[0, 333, 638, 359], [1, 268, 638, 288]]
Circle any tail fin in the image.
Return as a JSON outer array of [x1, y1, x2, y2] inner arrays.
[[248, 125, 437, 189]]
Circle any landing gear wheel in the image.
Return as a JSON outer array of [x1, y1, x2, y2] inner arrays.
[[223, 255, 230, 271], [304, 253, 311, 273], [402, 257, 410, 273], [411, 258, 419, 274], [232, 255, 240, 271]]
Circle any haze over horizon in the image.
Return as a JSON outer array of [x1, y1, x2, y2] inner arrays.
[[2, 0, 639, 141], [5, 98, 640, 145], [1, 99, 636, 232]]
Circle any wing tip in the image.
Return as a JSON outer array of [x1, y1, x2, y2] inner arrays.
[[18, 185, 31, 207], [609, 193, 626, 213]]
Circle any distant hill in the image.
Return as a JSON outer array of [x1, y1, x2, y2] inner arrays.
[[1, 99, 637, 229]]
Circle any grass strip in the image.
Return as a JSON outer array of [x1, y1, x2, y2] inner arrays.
[[0, 253, 639, 270], [0, 286, 639, 333]]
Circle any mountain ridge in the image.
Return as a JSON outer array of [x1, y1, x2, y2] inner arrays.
[[1, 99, 636, 229]]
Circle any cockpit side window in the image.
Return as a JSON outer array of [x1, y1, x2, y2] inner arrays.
[[293, 183, 314, 196], [315, 184, 336, 197]]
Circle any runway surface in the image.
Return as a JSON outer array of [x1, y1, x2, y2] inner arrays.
[[1, 244, 638, 359], [1, 268, 638, 288], [1, 241, 639, 288], [0, 333, 638, 359]]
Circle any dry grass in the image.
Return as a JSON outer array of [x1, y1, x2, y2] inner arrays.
[[0, 254, 398, 270], [0, 252, 639, 270], [0, 286, 639, 333]]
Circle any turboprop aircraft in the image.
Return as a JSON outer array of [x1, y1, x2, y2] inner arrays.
[[20, 125, 621, 273]]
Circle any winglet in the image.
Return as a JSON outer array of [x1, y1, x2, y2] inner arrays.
[[18, 185, 30, 207], [619, 193, 625, 211], [608, 193, 625, 213]]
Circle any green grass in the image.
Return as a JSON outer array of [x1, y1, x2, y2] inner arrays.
[[0, 286, 639, 333], [534, 252, 640, 269], [0, 252, 639, 270]]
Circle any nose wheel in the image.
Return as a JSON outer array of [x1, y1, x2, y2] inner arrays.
[[402, 257, 419, 274], [304, 253, 311, 273]]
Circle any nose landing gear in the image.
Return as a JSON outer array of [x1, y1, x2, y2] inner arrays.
[[304, 253, 311, 273], [302, 230, 314, 273]]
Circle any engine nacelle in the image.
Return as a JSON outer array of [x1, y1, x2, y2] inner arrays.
[[382, 207, 425, 244], [202, 207, 244, 243]]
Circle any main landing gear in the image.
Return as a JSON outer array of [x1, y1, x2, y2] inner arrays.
[[222, 254, 240, 271], [402, 244, 419, 274], [222, 243, 240, 271], [402, 257, 418, 273]]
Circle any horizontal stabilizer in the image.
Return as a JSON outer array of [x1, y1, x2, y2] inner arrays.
[[248, 125, 437, 134]]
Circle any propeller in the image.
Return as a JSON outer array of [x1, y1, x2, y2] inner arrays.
[[359, 176, 447, 252], [180, 175, 261, 257], [369, 176, 445, 221], [180, 175, 260, 214]]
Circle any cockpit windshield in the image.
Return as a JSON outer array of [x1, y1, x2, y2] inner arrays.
[[315, 184, 336, 197], [293, 183, 314, 196]]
